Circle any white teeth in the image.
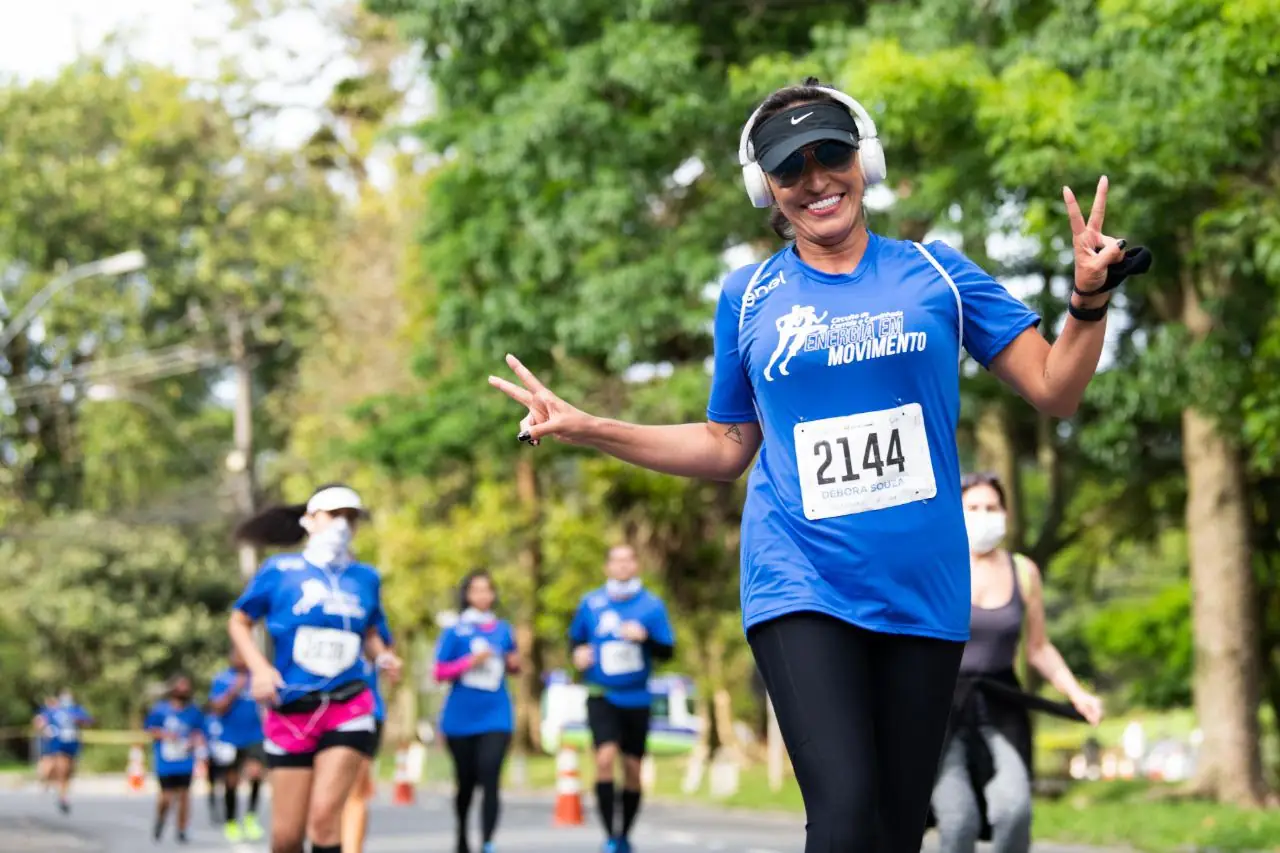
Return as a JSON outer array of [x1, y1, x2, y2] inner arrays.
[[807, 195, 841, 211]]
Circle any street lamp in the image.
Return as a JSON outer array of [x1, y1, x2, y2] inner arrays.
[[0, 250, 147, 351]]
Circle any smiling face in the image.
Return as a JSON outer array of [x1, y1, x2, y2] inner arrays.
[[768, 133, 866, 251]]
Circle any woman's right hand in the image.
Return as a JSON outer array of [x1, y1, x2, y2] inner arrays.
[[572, 644, 595, 672], [249, 665, 284, 705], [489, 354, 596, 446]]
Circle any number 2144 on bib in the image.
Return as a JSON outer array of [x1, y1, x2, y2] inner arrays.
[[794, 403, 937, 521]]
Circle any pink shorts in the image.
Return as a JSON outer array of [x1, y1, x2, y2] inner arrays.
[[263, 688, 376, 768]]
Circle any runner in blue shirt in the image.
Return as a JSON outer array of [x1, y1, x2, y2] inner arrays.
[[32, 688, 94, 814], [229, 483, 402, 853], [144, 675, 205, 843], [205, 647, 267, 842], [490, 77, 1147, 853], [342, 612, 395, 853], [434, 570, 519, 853], [568, 544, 674, 853]]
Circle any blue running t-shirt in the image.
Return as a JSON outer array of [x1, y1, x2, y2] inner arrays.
[[208, 668, 263, 748], [569, 587, 675, 708], [707, 233, 1039, 641], [145, 701, 205, 778], [436, 619, 516, 737], [234, 554, 386, 701]]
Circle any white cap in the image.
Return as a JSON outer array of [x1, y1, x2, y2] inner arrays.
[[306, 485, 367, 516]]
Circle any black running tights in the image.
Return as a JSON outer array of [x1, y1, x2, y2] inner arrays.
[[749, 612, 964, 853], [445, 732, 511, 844]]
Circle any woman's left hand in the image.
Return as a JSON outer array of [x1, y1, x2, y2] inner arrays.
[[376, 651, 403, 684], [1063, 176, 1127, 297], [1070, 688, 1104, 727]]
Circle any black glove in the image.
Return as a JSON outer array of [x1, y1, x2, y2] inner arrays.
[[1074, 246, 1153, 297]]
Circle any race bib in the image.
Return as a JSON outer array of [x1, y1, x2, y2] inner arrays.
[[212, 741, 237, 765], [461, 638, 505, 692], [794, 404, 937, 521], [599, 641, 644, 676], [160, 738, 190, 763], [59, 723, 78, 741], [292, 626, 362, 678]]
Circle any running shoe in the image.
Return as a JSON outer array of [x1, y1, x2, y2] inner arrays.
[[57, 799, 70, 815], [615, 839, 633, 853], [153, 820, 163, 842], [243, 812, 264, 841], [482, 844, 496, 853], [176, 830, 188, 844], [224, 820, 244, 842], [601, 839, 619, 853]]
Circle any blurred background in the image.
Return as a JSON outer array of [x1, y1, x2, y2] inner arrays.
[[2, 0, 1279, 849]]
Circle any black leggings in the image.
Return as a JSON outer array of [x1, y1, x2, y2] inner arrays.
[[445, 732, 511, 844], [749, 612, 963, 853]]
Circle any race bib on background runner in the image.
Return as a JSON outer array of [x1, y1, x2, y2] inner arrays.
[[461, 637, 505, 692], [160, 737, 190, 763], [599, 641, 644, 676], [212, 741, 237, 765], [292, 627, 362, 678], [794, 404, 937, 521]]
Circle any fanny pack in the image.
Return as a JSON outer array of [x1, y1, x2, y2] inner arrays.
[[277, 679, 367, 716]]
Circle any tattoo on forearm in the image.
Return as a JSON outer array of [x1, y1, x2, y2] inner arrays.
[[725, 424, 743, 445]]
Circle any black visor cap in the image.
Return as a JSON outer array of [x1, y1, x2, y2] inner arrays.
[[752, 102, 860, 173]]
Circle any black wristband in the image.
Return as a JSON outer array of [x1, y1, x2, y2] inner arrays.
[[1067, 298, 1110, 322]]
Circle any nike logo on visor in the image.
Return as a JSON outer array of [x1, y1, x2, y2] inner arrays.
[[790, 112, 813, 125]]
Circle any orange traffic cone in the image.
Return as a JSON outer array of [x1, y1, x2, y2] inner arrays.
[[127, 745, 145, 792], [392, 743, 414, 805], [553, 741, 584, 826]]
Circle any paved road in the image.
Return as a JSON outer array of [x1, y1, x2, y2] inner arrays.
[[0, 781, 1116, 853], [0, 782, 807, 853]]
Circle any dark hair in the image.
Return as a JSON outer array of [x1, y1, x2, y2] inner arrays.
[[960, 472, 1008, 510], [750, 76, 853, 240], [234, 481, 354, 547], [458, 569, 498, 612]]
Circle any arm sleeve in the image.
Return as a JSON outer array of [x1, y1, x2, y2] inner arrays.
[[925, 240, 1041, 369], [643, 600, 676, 661], [433, 629, 471, 681], [705, 267, 759, 424], [233, 561, 278, 620], [568, 599, 591, 646]]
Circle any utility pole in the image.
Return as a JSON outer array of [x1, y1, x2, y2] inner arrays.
[[226, 311, 258, 582]]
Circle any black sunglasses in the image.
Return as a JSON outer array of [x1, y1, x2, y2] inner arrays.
[[767, 140, 858, 188]]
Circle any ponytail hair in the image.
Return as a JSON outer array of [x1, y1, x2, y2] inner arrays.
[[234, 503, 308, 547]]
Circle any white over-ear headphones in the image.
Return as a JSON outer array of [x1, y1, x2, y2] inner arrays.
[[737, 85, 887, 209]]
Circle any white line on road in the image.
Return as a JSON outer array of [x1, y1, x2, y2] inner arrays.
[[662, 830, 700, 845]]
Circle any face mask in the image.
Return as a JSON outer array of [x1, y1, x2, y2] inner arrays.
[[58, 693, 73, 706], [606, 578, 642, 600], [461, 607, 495, 624], [964, 511, 1007, 555], [303, 517, 353, 568]]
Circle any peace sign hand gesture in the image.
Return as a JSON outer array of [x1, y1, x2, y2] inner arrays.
[[488, 354, 595, 446], [1064, 176, 1127, 298]]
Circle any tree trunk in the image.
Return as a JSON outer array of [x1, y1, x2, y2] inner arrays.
[[513, 454, 544, 753], [1181, 277, 1267, 805], [974, 401, 1023, 548]]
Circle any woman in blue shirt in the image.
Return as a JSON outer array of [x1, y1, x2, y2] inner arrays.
[[32, 689, 94, 814], [435, 570, 520, 853], [145, 675, 206, 843], [490, 77, 1145, 853], [205, 647, 267, 842], [229, 483, 402, 853]]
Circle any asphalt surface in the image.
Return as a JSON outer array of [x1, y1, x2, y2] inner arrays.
[[0, 778, 1117, 853]]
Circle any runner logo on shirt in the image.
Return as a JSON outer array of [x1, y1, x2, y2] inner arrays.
[[595, 610, 621, 637], [291, 578, 366, 618], [765, 307, 928, 381]]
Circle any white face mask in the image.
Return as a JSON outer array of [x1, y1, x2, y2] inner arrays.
[[606, 578, 642, 600], [302, 517, 353, 568], [461, 607, 495, 624], [964, 510, 1007, 555]]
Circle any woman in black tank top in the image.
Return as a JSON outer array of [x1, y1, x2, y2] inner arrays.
[[927, 473, 1103, 853]]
